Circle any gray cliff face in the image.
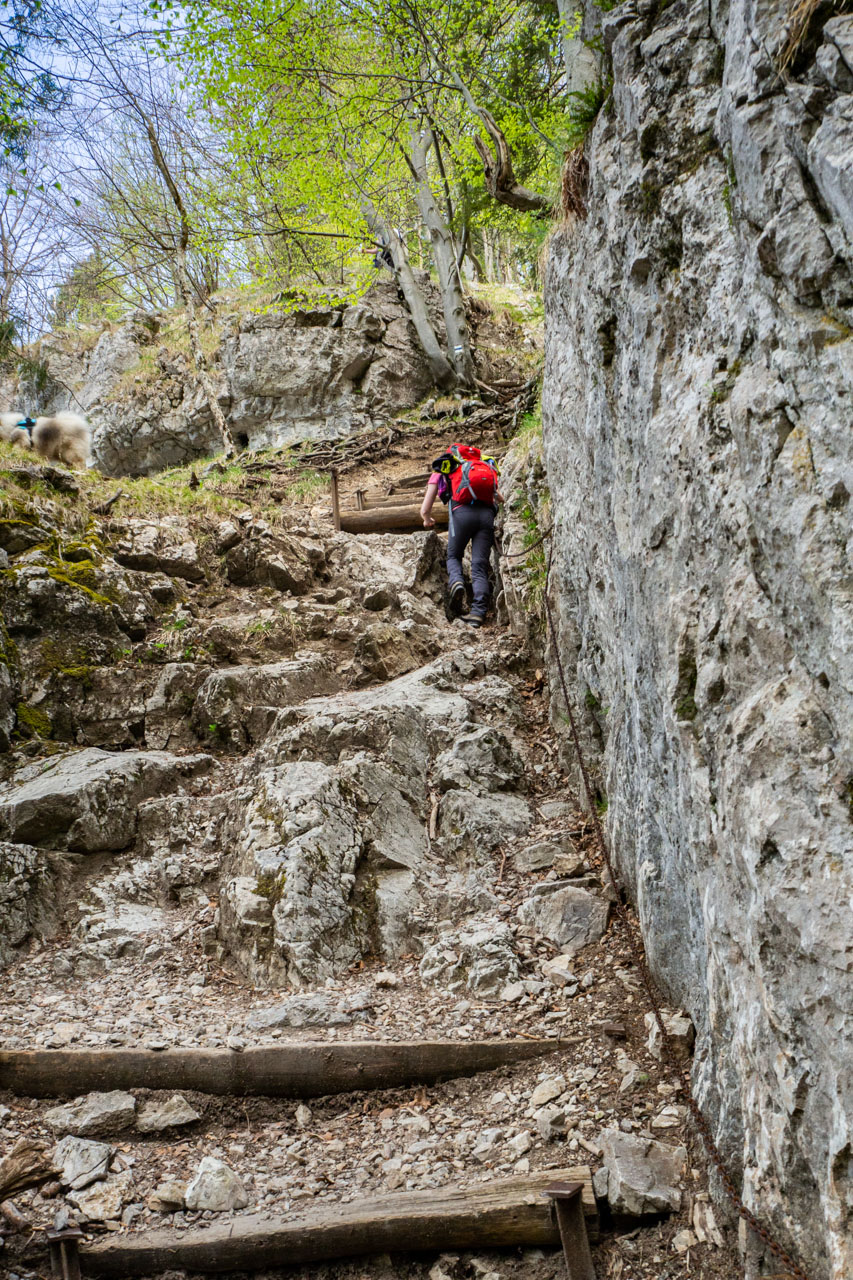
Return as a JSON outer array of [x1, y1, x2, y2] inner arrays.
[[11, 280, 442, 476], [542, 2, 853, 1277]]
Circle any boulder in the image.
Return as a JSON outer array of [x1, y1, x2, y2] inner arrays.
[[517, 883, 609, 954], [225, 527, 324, 596], [419, 921, 520, 998], [53, 1136, 111, 1190], [111, 516, 205, 582], [597, 1130, 686, 1216], [0, 748, 214, 852], [246, 994, 351, 1030], [438, 790, 532, 862], [0, 658, 15, 752], [433, 726, 525, 794], [45, 1091, 137, 1138], [184, 1157, 249, 1212], [514, 835, 583, 876], [0, 841, 63, 968], [70, 1170, 133, 1221], [192, 654, 336, 748]]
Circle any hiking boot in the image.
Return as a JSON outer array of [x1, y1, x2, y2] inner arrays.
[[460, 612, 485, 628], [449, 581, 466, 613]]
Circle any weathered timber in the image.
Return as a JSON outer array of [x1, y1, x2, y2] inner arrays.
[[338, 503, 447, 534], [0, 1139, 57, 1200], [388, 472, 431, 491], [0, 1037, 570, 1099], [81, 1168, 596, 1275]]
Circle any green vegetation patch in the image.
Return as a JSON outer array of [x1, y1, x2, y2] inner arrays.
[[15, 701, 52, 740]]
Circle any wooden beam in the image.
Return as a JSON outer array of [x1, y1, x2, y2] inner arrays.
[[353, 492, 439, 511], [338, 504, 447, 534], [387, 472, 432, 492], [81, 1168, 596, 1275], [0, 1038, 571, 1099]]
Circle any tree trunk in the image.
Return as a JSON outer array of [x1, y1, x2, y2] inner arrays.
[[409, 126, 476, 389], [360, 196, 456, 391], [141, 112, 236, 460], [483, 230, 495, 282]]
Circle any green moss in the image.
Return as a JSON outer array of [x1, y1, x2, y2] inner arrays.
[[255, 869, 287, 906], [722, 147, 737, 228], [15, 701, 52, 739], [640, 181, 661, 216], [0, 620, 19, 671], [39, 639, 94, 689], [674, 649, 698, 722]]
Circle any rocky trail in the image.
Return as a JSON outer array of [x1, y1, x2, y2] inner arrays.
[[0, 420, 741, 1279]]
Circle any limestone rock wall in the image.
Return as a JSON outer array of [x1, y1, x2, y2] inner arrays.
[[541, 2, 853, 1277], [1, 280, 436, 476]]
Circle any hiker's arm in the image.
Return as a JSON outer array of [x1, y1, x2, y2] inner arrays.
[[421, 481, 438, 528], [496, 489, 505, 504]]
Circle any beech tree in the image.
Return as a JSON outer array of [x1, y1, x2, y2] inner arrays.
[[53, 6, 238, 457], [176, 0, 565, 389]]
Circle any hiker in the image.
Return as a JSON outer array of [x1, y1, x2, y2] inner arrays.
[[421, 443, 503, 628]]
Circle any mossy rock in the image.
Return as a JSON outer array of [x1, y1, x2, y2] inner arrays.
[[0, 517, 48, 556], [15, 701, 52, 740]]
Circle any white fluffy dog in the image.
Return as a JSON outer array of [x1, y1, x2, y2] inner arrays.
[[0, 411, 91, 469]]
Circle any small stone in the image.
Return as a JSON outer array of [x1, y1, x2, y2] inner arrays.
[[535, 1105, 567, 1141], [147, 1180, 187, 1212], [541, 954, 577, 986], [500, 981, 526, 1002], [645, 1009, 695, 1061], [45, 1091, 136, 1138], [672, 1229, 698, 1253], [530, 1076, 565, 1108], [295, 1104, 312, 1129], [693, 1198, 724, 1247], [226, 1036, 245, 1052], [184, 1158, 248, 1212], [509, 1131, 533, 1157], [136, 1095, 200, 1133], [373, 970, 399, 988], [53, 1136, 112, 1190]]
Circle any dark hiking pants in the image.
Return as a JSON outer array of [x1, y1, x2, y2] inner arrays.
[[447, 501, 495, 617]]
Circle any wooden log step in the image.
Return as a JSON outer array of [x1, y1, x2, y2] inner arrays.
[[0, 1037, 571, 1099], [81, 1167, 596, 1275], [338, 503, 447, 534], [353, 491, 437, 511]]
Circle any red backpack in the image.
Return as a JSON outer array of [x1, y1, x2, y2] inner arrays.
[[443, 444, 499, 505]]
